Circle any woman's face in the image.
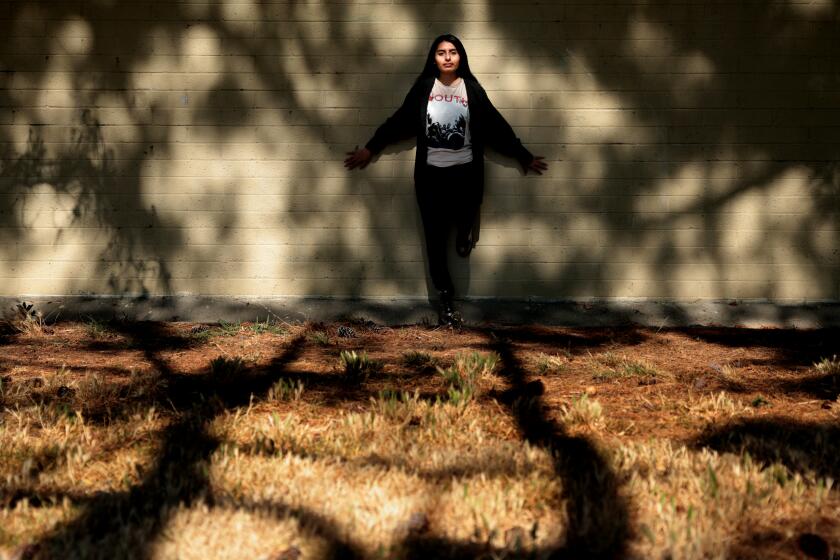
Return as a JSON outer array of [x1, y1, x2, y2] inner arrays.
[[434, 41, 460, 75]]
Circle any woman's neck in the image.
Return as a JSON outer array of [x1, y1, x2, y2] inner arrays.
[[437, 73, 459, 86]]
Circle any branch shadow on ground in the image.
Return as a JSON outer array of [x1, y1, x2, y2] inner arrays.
[[11, 323, 836, 558], [688, 328, 840, 367], [353, 327, 633, 558], [689, 327, 840, 400], [27, 324, 365, 559], [694, 418, 840, 481], [487, 328, 631, 558], [1, 322, 636, 559]]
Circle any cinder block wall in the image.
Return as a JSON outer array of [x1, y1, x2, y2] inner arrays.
[[1, 1, 838, 302]]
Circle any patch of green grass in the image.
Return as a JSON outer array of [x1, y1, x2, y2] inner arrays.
[[217, 320, 242, 336], [248, 316, 287, 336], [621, 361, 659, 378], [188, 325, 215, 341], [592, 353, 660, 384], [188, 320, 247, 341], [308, 330, 331, 346], [84, 316, 112, 339], [592, 369, 620, 382], [598, 351, 623, 368], [437, 351, 499, 405]]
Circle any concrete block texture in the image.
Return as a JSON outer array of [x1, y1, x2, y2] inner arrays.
[[0, 0, 838, 307]]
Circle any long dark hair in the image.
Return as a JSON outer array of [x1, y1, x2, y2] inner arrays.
[[416, 34, 477, 83]]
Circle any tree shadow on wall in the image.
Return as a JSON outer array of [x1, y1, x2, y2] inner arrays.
[[1, 1, 838, 308], [0, 109, 179, 296], [482, 1, 840, 302]]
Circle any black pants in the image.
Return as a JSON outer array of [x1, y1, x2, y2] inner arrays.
[[415, 162, 479, 294]]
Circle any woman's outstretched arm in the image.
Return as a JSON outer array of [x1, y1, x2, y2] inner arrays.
[[345, 82, 423, 171], [480, 86, 548, 175]]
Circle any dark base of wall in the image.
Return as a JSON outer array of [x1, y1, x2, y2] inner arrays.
[[3, 295, 839, 328]]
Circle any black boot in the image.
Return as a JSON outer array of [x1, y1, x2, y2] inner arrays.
[[438, 289, 463, 327]]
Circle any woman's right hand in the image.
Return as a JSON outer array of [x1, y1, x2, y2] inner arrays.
[[344, 146, 372, 170]]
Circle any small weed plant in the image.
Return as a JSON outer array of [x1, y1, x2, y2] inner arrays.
[[249, 316, 286, 335], [339, 350, 380, 378], [372, 388, 421, 420], [209, 356, 245, 378], [534, 352, 568, 374], [718, 364, 741, 387], [189, 320, 251, 340], [84, 316, 111, 339], [218, 320, 242, 336], [686, 391, 750, 420], [750, 395, 771, 408], [15, 301, 39, 321], [309, 331, 331, 346], [268, 378, 304, 402], [437, 351, 499, 405], [814, 355, 840, 376], [77, 373, 121, 404], [402, 351, 437, 369]]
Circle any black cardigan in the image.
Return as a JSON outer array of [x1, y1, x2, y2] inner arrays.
[[365, 76, 534, 205]]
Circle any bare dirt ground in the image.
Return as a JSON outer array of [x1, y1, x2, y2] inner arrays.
[[0, 319, 838, 559]]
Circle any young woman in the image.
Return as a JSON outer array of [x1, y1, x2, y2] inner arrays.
[[345, 34, 547, 326]]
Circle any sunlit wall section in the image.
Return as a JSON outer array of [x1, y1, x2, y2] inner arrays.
[[0, 1, 837, 302]]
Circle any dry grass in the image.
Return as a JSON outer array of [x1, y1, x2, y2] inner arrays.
[[206, 398, 563, 555], [5, 302, 47, 336], [0, 322, 837, 559], [559, 393, 604, 428], [615, 439, 836, 559], [589, 351, 665, 386], [683, 391, 753, 421], [532, 351, 570, 375]]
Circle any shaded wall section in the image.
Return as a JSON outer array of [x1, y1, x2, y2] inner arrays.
[[0, 0, 838, 301]]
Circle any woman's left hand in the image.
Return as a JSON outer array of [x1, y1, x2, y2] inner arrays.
[[525, 156, 548, 175]]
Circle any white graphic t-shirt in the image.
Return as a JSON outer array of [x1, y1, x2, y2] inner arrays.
[[426, 78, 472, 167]]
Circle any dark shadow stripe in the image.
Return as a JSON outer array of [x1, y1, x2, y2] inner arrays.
[[486, 328, 632, 559]]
